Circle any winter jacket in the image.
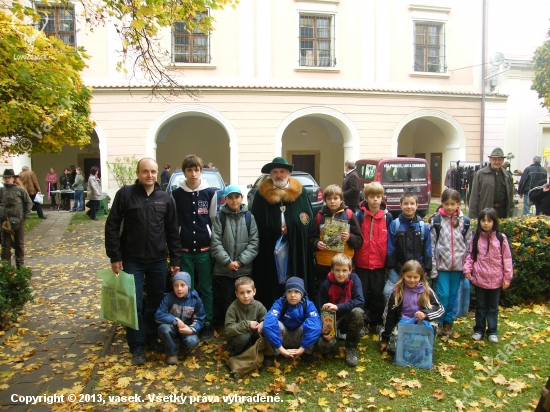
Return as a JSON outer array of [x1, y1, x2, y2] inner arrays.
[[529, 178, 550, 215], [354, 202, 392, 270], [387, 213, 432, 275], [518, 162, 547, 195], [59, 173, 72, 190], [105, 183, 182, 266], [309, 205, 363, 266], [380, 287, 444, 343], [342, 169, 361, 211], [317, 272, 365, 318], [430, 210, 472, 278], [45, 172, 58, 185], [463, 231, 513, 290], [172, 179, 217, 252], [161, 170, 171, 187], [263, 296, 322, 350], [155, 289, 205, 334], [19, 170, 41, 196], [211, 204, 259, 278], [0, 184, 32, 221], [72, 175, 85, 191], [224, 299, 267, 338], [87, 175, 102, 200], [468, 165, 514, 219]]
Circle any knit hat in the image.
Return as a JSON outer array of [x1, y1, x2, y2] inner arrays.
[[285, 277, 306, 296], [173, 272, 191, 289]]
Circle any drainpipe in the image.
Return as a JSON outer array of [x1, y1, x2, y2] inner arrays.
[[480, 0, 486, 161]]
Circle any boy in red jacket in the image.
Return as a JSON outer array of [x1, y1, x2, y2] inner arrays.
[[354, 182, 393, 335]]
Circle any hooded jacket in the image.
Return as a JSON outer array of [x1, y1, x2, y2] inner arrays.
[[468, 165, 514, 219], [354, 201, 393, 270], [172, 179, 217, 252], [155, 289, 205, 334], [309, 204, 363, 266], [105, 182, 181, 266], [211, 203, 259, 278], [224, 299, 267, 338], [430, 209, 472, 278], [463, 231, 513, 290], [263, 296, 322, 350]]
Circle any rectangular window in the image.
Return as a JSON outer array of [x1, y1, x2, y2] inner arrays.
[[414, 21, 446, 73], [36, 5, 75, 47], [299, 14, 335, 67], [172, 12, 210, 63]]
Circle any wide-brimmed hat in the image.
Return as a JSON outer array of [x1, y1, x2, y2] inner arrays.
[[261, 157, 294, 174], [488, 148, 505, 158], [2, 169, 18, 178]]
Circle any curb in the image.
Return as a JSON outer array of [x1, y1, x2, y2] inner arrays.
[[83, 322, 118, 395]]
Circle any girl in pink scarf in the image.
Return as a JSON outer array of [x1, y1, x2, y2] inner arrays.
[[45, 167, 58, 209]]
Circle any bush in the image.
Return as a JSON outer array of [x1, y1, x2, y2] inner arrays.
[[0, 262, 33, 330]]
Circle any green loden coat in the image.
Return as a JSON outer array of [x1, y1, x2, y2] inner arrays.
[[250, 176, 314, 307]]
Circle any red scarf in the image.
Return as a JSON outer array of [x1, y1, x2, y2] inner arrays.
[[327, 272, 353, 307]]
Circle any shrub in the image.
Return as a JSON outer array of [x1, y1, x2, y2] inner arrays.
[[106, 156, 138, 188], [468, 215, 550, 306], [0, 262, 33, 330]]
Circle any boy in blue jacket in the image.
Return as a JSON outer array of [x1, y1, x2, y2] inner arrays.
[[317, 254, 365, 367], [263, 277, 322, 365], [155, 272, 205, 365]]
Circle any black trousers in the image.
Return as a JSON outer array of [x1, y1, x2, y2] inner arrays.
[[356, 267, 386, 326]]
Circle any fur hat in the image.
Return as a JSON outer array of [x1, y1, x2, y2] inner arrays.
[[173, 272, 191, 289], [285, 277, 306, 296], [261, 157, 294, 174]]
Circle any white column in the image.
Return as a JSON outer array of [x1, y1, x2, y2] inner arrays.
[[375, 0, 390, 83], [361, 0, 375, 84], [239, 0, 255, 79], [256, 0, 272, 79]]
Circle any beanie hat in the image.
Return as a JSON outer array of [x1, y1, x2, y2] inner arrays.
[[173, 272, 191, 289], [285, 277, 306, 296]]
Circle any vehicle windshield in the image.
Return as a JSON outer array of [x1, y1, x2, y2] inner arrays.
[[382, 163, 427, 183], [171, 173, 223, 190], [292, 175, 315, 187]]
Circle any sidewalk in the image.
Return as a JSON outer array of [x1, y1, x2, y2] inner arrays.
[[0, 211, 111, 412]]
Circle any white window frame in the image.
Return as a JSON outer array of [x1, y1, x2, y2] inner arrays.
[[171, 10, 212, 65], [295, 10, 338, 72], [412, 20, 446, 74]]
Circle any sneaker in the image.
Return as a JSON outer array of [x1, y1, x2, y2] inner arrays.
[[471, 333, 483, 341], [166, 355, 178, 365], [132, 347, 146, 365], [345, 348, 359, 367], [301, 353, 317, 365], [201, 324, 214, 341], [359, 326, 368, 337], [441, 322, 453, 337], [488, 335, 499, 343], [146, 339, 165, 354], [263, 355, 275, 367]]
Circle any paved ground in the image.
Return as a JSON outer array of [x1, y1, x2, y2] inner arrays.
[[0, 211, 112, 412]]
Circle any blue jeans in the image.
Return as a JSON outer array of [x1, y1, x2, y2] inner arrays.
[[523, 196, 531, 216], [436, 271, 462, 324], [473, 285, 501, 337], [158, 324, 199, 356], [180, 252, 213, 323], [123, 259, 167, 353], [383, 270, 399, 304], [72, 190, 84, 211]]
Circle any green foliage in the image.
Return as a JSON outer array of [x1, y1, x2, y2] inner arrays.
[[0, 11, 95, 157], [498, 215, 550, 306], [0, 262, 33, 330], [532, 30, 550, 111], [106, 156, 139, 188]]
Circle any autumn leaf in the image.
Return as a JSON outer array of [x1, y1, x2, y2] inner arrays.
[[506, 379, 528, 393], [455, 399, 466, 410], [318, 397, 329, 407], [204, 373, 217, 382], [432, 389, 444, 400], [355, 366, 366, 372], [492, 374, 508, 386], [379, 388, 396, 399], [0, 384, 8, 391], [285, 383, 301, 394], [337, 370, 349, 379]]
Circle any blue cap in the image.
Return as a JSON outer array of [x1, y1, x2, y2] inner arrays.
[[224, 185, 242, 197]]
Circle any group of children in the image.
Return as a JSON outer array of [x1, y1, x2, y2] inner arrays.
[[153, 160, 513, 367]]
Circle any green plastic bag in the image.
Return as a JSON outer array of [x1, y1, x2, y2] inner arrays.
[[97, 269, 139, 330]]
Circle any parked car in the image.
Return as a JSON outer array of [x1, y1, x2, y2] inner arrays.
[[355, 158, 431, 216], [166, 168, 226, 211], [247, 171, 323, 215]]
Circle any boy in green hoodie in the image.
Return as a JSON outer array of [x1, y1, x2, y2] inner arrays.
[[224, 277, 267, 357]]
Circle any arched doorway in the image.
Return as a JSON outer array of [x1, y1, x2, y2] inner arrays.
[[393, 110, 466, 198]]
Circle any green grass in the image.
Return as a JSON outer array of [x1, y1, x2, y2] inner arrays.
[[24, 214, 42, 232], [69, 210, 108, 226]]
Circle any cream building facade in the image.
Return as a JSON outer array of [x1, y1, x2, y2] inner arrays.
[[15, 0, 519, 199]]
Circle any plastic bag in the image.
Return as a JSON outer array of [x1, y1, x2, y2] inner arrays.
[[394, 317, 434, 369], [452, 277, 470, 319], [97, 269, 139, 330], [34, 192, 44, 204], [274, 235, 289, 285]]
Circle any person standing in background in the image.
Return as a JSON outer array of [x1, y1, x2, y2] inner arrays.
[[59, 168, 72, 211], [518, 155, 547, 215], [86, 166, 102, 221], [72, 167, 85, 212], [20, 166, 46, 220], [342, 160, 360, 212], [45, 167, 58, 210], [161, 165, 171, 190]]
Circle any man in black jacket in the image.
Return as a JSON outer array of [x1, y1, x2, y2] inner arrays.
[[105, 158, 181, 365], [342, 160, 360, 212], [518, 155, 547, 215]]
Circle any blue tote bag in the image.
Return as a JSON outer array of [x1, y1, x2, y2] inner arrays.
[[452, 277, 471, 319], [274, 235, 289, 285], [394, 317, 434, 369]]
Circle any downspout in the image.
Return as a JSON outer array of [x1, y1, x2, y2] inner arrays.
[[480, 0, 486, 161]]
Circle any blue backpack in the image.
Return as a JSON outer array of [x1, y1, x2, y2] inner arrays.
[[392, 217, 427, 241]]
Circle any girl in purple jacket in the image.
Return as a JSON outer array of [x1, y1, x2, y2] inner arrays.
[[463, 208, 513, 343]]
